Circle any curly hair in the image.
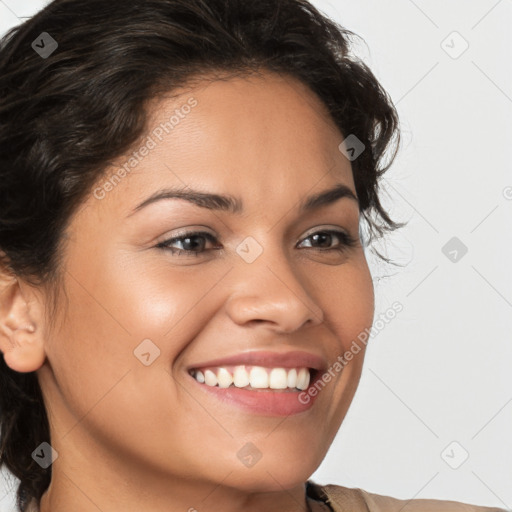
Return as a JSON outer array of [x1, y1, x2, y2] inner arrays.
[[0, 0, 403, 509]]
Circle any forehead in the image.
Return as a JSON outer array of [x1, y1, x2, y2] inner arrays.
[[90, 71, 356, 218]]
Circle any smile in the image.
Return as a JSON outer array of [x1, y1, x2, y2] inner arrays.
[[189, 365, 312, 391]]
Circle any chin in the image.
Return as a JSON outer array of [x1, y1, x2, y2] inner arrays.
[[219, 453, 320, 493]]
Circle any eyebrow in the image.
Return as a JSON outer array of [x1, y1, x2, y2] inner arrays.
[[128, 182, 359, 217]]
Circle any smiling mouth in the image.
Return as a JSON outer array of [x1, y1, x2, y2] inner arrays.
[[188, 365, 317, 391]]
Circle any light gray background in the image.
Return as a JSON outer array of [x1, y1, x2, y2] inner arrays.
[[0, 0, 510, 510]]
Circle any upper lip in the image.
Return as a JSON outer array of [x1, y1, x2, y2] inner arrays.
[[187, 350, 327, 372]]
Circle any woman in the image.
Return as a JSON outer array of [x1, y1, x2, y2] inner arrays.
[[0, 1, 506, 511]]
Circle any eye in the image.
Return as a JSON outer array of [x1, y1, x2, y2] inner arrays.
[[155, 228, 358, 258], [297, 229, 357, 253], [155, 231, 220, 257]]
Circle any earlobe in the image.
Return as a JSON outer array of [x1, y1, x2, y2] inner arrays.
[[2, 324, 46, 373], [0, 272, 47, 373]]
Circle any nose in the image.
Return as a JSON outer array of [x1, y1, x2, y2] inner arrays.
[[224, 245, 324, 334]]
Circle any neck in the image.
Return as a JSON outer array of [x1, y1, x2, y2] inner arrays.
[[39, 475, 311, 512], [37, 434, 312, 512]]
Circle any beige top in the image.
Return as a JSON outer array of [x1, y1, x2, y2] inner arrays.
[[306, 481, 508, 512], [24, 480, 508, 511]]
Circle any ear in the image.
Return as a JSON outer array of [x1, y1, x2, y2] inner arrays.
[[0, 263, 47, 373]]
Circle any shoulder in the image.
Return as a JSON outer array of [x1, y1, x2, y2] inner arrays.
[[306, 480, 509, 512]]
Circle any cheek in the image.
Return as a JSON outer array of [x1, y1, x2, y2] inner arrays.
[[45, 245, 188, 417], [44, 254, 214, 472], [315, 259, 374, 420], [321, 257, 375, 348], [71, 247, 237, 402], [99, 252, 230, 342]]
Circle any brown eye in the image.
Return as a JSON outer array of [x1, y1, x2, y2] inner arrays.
[[297, 230, 357, 252], [156, 231, 219, 256]]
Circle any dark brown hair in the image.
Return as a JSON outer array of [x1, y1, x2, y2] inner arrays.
[[0, 0, 403, 509]]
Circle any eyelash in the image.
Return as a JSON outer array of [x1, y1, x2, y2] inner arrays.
[[155, 229, 358, 257]]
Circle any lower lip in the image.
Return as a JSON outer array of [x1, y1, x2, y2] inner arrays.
[[189, 372, 320, 416]]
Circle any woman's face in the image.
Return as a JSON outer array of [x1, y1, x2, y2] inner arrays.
[[36, 71, 374, 499]]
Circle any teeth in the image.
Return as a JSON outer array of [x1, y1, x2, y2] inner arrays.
[[192, 365, 312, 391], [269, 368, 288, 389], [217, 367, 233, 388], [287, 368, 297, 388], [249, 366, 269, 388], [204, 369, 218, 387], [233, 365, 250, 388], [296, 368, 310, 390]]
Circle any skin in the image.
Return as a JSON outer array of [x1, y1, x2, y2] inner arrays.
[[0, 70, 374, 512]]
